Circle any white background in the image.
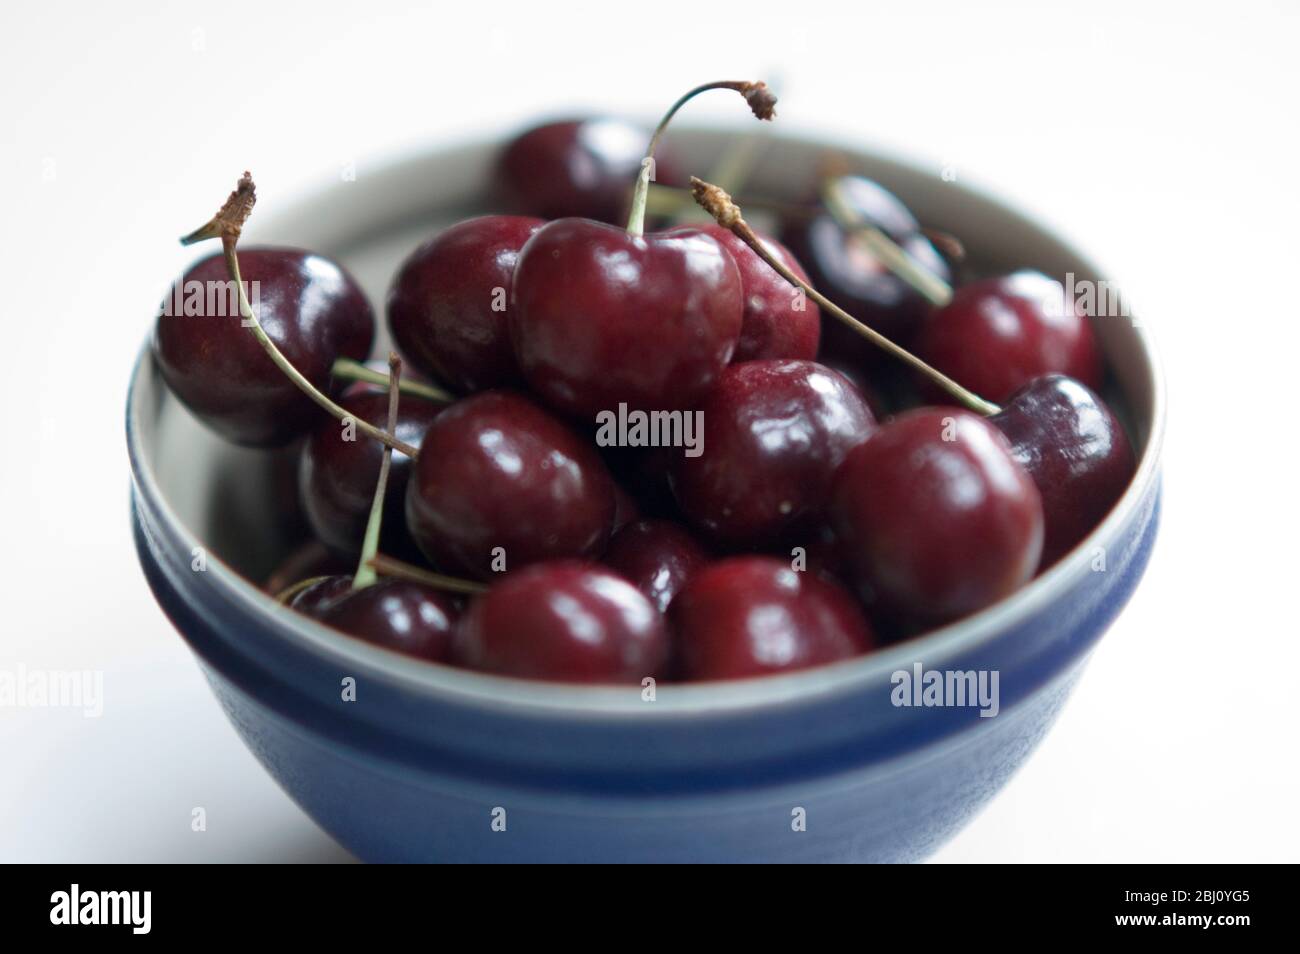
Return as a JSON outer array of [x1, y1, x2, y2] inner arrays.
[[2, 0, 1297, 862]]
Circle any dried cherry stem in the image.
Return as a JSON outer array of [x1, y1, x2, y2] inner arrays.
[[820, 178, 953, 307], [330, 357, 453, 404], [626, 80, 777, 238], [352, 353, 403, 591], [691, 176, 1000, 416], [368, 554, 488, 596], [180, 173, 419, 458]]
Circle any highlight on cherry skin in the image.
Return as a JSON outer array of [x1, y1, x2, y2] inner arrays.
[[149, 81, 1139, 686]]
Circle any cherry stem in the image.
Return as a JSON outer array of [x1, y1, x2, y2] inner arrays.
[[820, 178, 953, 307], [625, 80, 777, 238], [180, 174, 420, 458], [690, 176, 1001, 416], [274, 574, 333, 606], [330, 357, 453, 404], [368, 554, 488, 596], [351, 353, 402, 591]]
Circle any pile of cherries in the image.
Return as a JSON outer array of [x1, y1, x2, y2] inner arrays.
[[153, 81, 1135, 685]]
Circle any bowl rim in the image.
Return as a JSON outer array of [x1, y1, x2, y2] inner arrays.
[[127, 132, 1167, 720]]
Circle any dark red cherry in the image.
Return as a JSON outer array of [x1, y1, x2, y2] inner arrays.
[[298, 391, 440, 555], [670, 557, 875, 680], [453, 561, 669, 682], [154, 246, 374, 446], [668, 223, 819, 362], [387, 215, 544, 392], [604, 518, 711, 613], [831, 408, 1044, 623], [991, 374, 1136, 568], [783, 176, 950, 346], [495, 119, 676, 225], [307, 579, 459, 663], [286, 574, 354, 617], [918, 271, 1103, 404], [405, 390, 616, 578], [510, 219, 743, 417], [671, 360, 876, 548]]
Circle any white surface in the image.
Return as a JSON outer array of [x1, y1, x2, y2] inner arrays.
[[2, 0, 1297, 863]]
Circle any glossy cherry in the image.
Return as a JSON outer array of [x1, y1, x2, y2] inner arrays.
[[670, 557, 875, 680], [783, 175, 950, 346], [831, 408, 1044, 623], [671, 360, 876, 548], [453, 561, 669, 682], [303, 578, 459, 663], [604, 518, 711, 613], [496, 118, 677, 225], [154, 247, 374, 446], [668, 223, 819, 362], [510, 220, 743, 416], [405, 390, 616, 578], [387, 215, 544, 392], [917, 271, 1103, 404], [298, 391, 440, 555], [991, 374, 1135, 567]]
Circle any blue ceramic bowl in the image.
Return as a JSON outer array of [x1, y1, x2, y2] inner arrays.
[[128, 131, 1164, 862]]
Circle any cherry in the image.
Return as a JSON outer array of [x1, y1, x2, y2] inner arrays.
[[154, 246, 374, 446], [298, 391, 440, 555], [830, 408, 1044, 624], [667, 222, 819, 362], [782, 175, 950, 346], [405, 390, 616, 578], [496, 118, 678, 225], [307, 579, 459, 663], [387, 215, 544, 392], [917, 271, 1103, 404], [671, 359, 876, 548], [511, 220, 742, 416], [991, 374, 1135, 568], [670, 557, 875, 680], [604, 518, 711, 613], [453, 561, 669, 682], [509, 82, 776, 418]]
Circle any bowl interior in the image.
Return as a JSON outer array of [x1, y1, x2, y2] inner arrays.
[[132, 127, 1163, 706]]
